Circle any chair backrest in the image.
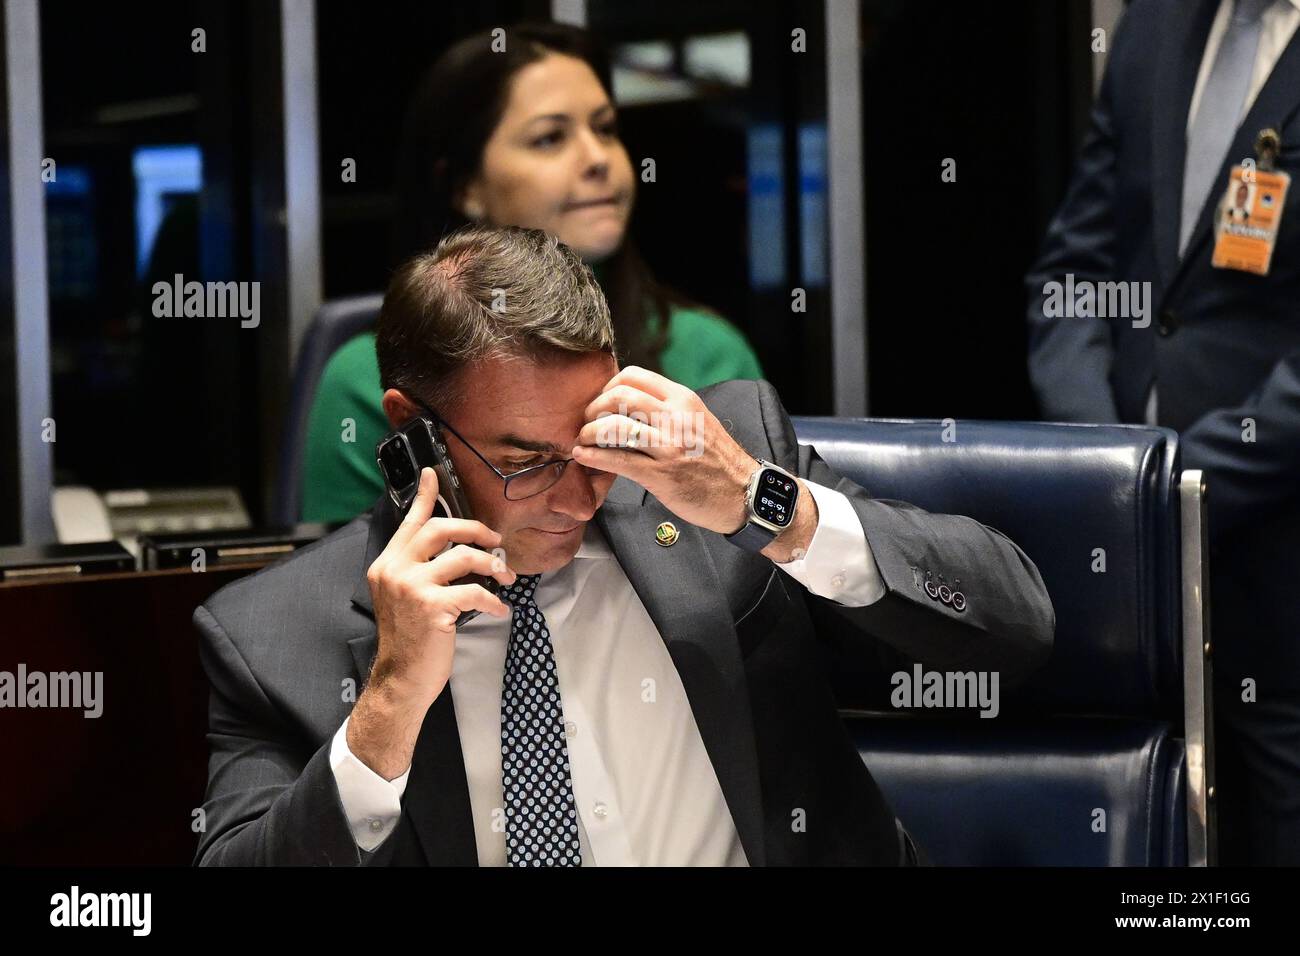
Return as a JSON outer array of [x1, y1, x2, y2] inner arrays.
[[273, 293, 384, 526], [791, 417, 1200, 865], [792, 418, 1182, 717]]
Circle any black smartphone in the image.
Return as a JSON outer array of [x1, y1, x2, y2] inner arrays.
[[376, 414, 501, 626]]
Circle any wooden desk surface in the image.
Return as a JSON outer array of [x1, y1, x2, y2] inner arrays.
[[0, 561, 266, 588], [0, 563, 268, 864]]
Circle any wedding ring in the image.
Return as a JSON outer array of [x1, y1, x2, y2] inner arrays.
[[627, 420, 642, 447]]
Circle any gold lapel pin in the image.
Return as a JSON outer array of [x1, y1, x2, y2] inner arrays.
[[654, 521, 679, 547]]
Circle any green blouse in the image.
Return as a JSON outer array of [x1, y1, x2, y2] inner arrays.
[[301, 305, 763, 523]]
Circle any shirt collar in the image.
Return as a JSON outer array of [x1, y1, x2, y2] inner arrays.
[[573, 519, 613, 560]]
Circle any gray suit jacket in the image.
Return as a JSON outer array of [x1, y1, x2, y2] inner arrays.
[[193, 379, 1054, 866]]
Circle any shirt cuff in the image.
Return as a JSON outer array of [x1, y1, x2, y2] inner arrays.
[[329, 715, 411, 852], [775, 480, 886, 607]]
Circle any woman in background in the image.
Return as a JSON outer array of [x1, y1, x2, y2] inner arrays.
[[302, 21, 762, 522]]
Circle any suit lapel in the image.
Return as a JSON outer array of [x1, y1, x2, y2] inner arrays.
[[1158, 2, 1300, 297], [347, 479, 769, 867], [348, 496, 478, 865], [595, 477, 769, 867], [1151, 0, 1219, 292]]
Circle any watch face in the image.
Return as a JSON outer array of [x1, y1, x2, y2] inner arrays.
[[754, 468, 796, 527]]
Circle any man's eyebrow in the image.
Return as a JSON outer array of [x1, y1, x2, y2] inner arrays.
[[492, 434, 563, 455]]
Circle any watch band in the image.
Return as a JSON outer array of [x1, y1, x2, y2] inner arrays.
[[724, 519, 778, 552]]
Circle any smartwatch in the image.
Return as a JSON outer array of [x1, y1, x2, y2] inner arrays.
[[724, 459, 800, 553]]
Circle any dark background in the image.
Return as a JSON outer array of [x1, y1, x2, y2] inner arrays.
[[4, 0, 1097, 537]]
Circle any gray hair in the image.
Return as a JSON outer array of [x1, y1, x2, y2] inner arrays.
[[375, 223, 616, 414]]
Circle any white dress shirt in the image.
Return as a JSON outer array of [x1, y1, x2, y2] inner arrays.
[[1146, 0, 1300, 425], [329, 479, 885, 865]]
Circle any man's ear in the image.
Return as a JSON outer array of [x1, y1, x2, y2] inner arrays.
[[381, 389, 419, 430]]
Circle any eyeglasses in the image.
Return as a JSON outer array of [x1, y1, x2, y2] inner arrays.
[[411, 398, 579, 501]]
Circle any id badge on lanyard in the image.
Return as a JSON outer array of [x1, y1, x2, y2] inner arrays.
[[1211, 128, 1291, 276]]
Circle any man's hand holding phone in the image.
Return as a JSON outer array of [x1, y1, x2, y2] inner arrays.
[[347, 466, 516, 780]]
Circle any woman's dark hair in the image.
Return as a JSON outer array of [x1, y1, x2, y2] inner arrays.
[[392, 20, 678, 372]]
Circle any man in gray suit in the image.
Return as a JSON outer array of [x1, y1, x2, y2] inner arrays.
[[194, 224, 1054, 867]]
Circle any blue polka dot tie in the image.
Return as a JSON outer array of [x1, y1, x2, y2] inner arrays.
[[499, 574, 582, 867]]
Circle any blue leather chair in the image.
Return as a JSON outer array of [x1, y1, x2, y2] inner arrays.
[[273, 293, 383, 527], [791, 418, 1214, 866]]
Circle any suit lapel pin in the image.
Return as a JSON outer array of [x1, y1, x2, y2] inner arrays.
[[654, 521, 679, 547]]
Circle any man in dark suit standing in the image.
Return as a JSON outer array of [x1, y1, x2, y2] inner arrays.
[[1026, 0, 1300, 863], [195, 224, 1053, 866]]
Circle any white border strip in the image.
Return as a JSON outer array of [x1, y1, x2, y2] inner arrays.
[[1179, 470, 1214, 866], [281, 0, 322, 368], [552, 0, 586, 28], [5, 0, 54, 543], [825, 0, 867, 416]]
